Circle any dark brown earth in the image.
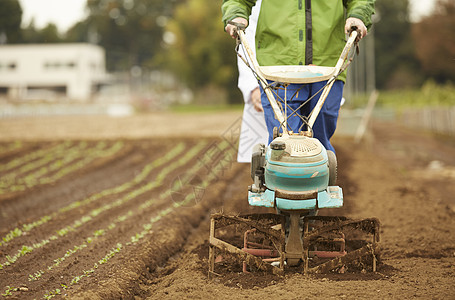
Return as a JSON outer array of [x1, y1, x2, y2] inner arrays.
[[0, 112, 454, 299]]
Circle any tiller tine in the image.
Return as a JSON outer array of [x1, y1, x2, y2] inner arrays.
[[208, 213, 286, 277], [208, 213, 380, 276], [302, 216, 381, 273]]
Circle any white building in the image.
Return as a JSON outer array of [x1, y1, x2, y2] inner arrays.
[[0, 43, 107, 101]]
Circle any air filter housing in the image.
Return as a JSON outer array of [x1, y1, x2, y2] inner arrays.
[[265, 135, 328, 193]]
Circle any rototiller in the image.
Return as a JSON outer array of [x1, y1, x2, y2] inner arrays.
[[209, 24, 380, 275]]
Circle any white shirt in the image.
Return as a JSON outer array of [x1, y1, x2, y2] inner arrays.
[[236, 0, 268, 163]]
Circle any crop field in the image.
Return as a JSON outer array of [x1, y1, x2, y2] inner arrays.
[[0, 112, 454, 299]]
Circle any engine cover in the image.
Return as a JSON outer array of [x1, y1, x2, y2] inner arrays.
[[265, 135, 328, 193], [247, 135, 343, 211]]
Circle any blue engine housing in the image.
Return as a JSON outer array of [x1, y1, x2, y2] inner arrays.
[[248, 135, 343, 211]]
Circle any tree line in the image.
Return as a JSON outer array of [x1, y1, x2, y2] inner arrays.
[[0, 0, 453, 102]]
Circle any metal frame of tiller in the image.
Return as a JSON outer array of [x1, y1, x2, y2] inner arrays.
[[209, 214, 380, 276], [233, 23, 360, 137]]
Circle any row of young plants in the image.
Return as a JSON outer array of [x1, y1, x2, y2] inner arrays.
[[139, 140, 231, 211], [0, 141, 23, 159], [0, 141, 125, 194], [0, 141, 87, 192], [1, 140, 230, 298], [40, 144, 235, 299], [0, 141, 207, 271], [0, 141, 74, 174], [26, 210, 133, 282], [33, 141, 124, 187], [26, 141, 228, 284], [0, 142, 187, 248]]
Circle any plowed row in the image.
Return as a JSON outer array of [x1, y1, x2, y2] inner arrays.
[[0, 138, 238, 299], [0, 115, 454, 299]]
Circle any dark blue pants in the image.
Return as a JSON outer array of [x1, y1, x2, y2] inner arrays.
[[260, 80, 344, 153]]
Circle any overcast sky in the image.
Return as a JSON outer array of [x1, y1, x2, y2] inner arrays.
[[19, 0, 87, 31], [19, 0, 437, 32]]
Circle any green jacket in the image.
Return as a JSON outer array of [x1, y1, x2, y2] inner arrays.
[[222, 0, 375, 82]]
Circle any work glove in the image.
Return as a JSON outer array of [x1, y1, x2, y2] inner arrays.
[[225, 17, 248, 39], [345, 17, 368, 40]]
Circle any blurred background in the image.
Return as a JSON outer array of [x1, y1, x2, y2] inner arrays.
[[0, 0, 454, 135]]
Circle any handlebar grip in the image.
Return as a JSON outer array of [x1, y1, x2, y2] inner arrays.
[[348, 25, 359, 36], [348, 26, 361, 45], [227, 20, 246, 31]]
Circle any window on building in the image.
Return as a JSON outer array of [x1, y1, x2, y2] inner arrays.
[[44, 61, 72, 70], [8, 63, 16, 70], [0, 63, 17, 71]]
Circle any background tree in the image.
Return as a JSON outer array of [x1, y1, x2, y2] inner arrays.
[[65, 21, 91, 43], [66, 0, 184, 72], [160, 0, 240, 103], [21, 21, 63, 43], [0, 0, 22, 43], [412, 0, 455, 83], [374, 0, 422, 89]]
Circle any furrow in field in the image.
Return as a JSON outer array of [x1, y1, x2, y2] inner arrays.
[[0, 141, 23, 158], [0, 140, 232, 298], [0, 141, 185, 248], [0, 141, 207, 271], [39, 146, 235, 299], [0, 141, 74, 174], [0, 141, 124, 195], [0, 142, 86, 193], [24, 142, 228, 284], [32, 141, 124, 185]]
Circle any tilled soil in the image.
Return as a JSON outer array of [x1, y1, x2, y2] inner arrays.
[[0, 113, 454, 299]]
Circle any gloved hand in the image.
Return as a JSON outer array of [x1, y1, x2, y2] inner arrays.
[[225, 17, 248, 38], [345, 17, 368, 39]]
